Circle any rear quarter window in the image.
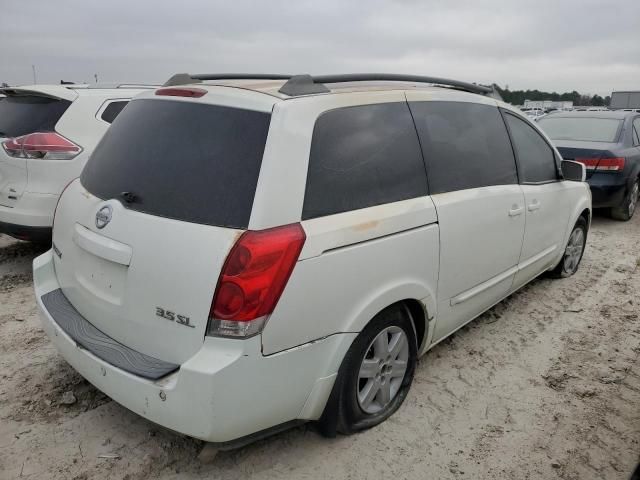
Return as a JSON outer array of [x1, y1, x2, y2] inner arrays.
[[409, 101, 518, 194], [100, 101, 129, 124], [302, 102, 428, 220], [0, 95, 71, 137], [504, 113, 558, 183], [81, 99, 271, 229]]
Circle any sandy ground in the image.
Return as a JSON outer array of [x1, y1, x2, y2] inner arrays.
[[1, 212, 639, 480]]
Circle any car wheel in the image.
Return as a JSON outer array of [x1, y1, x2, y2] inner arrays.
[[318, 304, 417, 436], [611, 178, 639, 221], [550, 216, 588, 278]]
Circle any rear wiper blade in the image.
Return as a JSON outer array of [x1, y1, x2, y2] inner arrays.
[[119, 191, 139, 204]]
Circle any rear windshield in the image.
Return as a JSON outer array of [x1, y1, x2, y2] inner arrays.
[[81, 99, 271, 229], [538, 117, 622, 142], [0, 95, 71, 137]]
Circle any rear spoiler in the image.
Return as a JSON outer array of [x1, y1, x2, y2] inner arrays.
[[0, 86, 78, 102]]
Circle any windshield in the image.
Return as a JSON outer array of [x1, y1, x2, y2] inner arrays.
[[538, 117, 622, 142]]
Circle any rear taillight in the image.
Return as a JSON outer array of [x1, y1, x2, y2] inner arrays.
[[155, 87, 207, 98], [575, 157, 625, 172], [208, 223, 306, 338], [2, 132, 81, 160]]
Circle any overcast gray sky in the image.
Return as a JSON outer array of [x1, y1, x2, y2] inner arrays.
[[2, 0, 638, 96]]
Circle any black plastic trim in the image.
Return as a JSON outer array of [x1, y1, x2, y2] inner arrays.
[[278, 74, 330, 95], [41, 289, 179, 380], [0, 221, 51, 244], [311, 73, 492, 95]]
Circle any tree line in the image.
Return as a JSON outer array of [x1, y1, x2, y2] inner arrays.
[[494, 86, 610, 107]]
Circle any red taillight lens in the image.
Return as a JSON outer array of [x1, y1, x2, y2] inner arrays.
[[576, 157, 625, 172], [208, 223, 306, 338], [2, 132, 81, 160], [595, 157, 625, 171], [155, 87, 207, 98]]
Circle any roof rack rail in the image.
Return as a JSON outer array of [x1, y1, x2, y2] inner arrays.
[[162, 72, 497, 97], [305, 74, 493, 96]]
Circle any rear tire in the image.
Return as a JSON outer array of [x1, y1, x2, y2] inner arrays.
[[610, 178, 639, 221], [318, 304, 417, 436], [550, 216, 588, 278]]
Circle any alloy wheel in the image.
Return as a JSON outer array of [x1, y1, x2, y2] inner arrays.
[[563, 227, 585, 274], [628, 181, 639, 217], [357, 326, 410, 414]]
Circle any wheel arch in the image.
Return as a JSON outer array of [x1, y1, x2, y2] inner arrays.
[[341, 281, 435, 355]]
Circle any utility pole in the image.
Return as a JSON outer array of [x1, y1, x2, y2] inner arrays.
[[32, 65, 37, 84]]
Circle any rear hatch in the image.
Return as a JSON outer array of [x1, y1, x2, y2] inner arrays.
[[0, 92, 72, 206], [51, 95, 272, 364]]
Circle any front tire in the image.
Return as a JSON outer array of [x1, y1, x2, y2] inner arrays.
[[550, 216, 588, 278], [319, 305, 417, 436], [611, 178, 639, 221]]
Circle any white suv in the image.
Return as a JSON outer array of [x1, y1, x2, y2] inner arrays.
[[0, 84, 155, 242], [33, 74, 591, 447]]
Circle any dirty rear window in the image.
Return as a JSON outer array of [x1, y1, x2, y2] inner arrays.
[[0, 95, 71, 137], [81, 99, 271, 229], [538, 117, 622, 143]]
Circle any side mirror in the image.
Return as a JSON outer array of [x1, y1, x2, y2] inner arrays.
[[561, 160, 586, 182]]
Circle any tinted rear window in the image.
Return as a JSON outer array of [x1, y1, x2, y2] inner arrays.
[[302, 102, 428, 220], [0, 95, 71, 137], [81, 99, 271, 229], [409, 101, 518, 194], [538, 117, 622, 142]]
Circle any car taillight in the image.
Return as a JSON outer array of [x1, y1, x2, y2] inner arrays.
[[155, 87, 207, 98], [575, 157, 625, 172], [2, 132, 81, 160], [208, 223, 306, 338]]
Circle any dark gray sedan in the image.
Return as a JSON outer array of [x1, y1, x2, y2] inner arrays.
[[538, 111, 640, 220]]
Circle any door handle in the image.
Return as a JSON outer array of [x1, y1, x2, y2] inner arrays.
[[528, 200, 541, 212], [508, 205, 524, 216]]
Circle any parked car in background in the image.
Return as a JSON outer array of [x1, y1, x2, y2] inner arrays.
[[538, 111, 640, 220], [0, 84, 155, 242], [34, 73, 590, 448], [522, 108, 546, 121]]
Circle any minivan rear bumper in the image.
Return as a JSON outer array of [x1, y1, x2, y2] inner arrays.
[[34, 250, 354, 444]]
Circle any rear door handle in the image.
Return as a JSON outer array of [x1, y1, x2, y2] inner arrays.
[[528, 200, 541, 212], [508, 205, 524, 217]]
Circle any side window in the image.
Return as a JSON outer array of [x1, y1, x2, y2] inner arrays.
[[409, 101, 518, 194], [100, 101, 129, 124], [633, 118, 640, 146], [504, 113, 558, 183], [302, 102, 428, 220]]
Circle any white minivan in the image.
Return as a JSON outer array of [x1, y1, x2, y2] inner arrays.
[[33, 74, 591, 448], [0, 84, 154, 242]]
